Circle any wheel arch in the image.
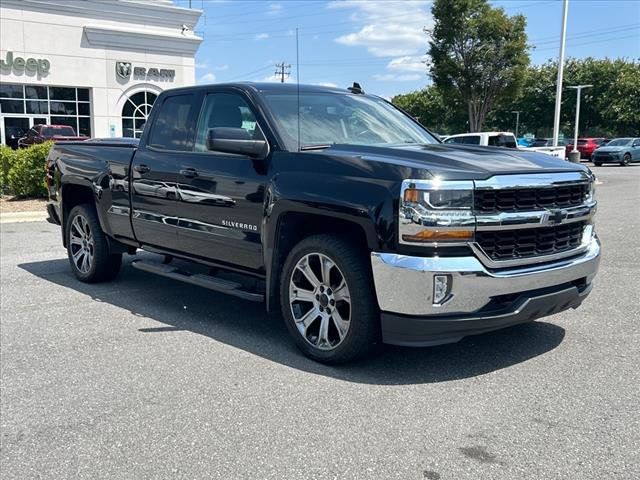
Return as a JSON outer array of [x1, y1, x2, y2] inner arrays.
[[264, 209, 375, 313]]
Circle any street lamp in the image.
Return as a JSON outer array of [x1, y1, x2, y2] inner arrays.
[[552, 0, 569, 147], [511, 111, 521, 138], [568, 84, 593, 161]]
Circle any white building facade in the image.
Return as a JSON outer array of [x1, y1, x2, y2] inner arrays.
[[0, 0, 202, 144]]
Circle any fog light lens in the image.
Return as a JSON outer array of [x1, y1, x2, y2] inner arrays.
[[433, 274, 451, 305]]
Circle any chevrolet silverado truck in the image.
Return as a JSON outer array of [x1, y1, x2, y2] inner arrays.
[[45, 83, 600, 363]]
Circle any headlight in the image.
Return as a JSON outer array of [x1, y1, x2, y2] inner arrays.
[[586, 177, 596, 203], [400, 180, 475, 244]]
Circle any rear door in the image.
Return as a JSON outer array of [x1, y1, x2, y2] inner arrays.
[[174, 89, 269, 271], [130, 93, 198, 250]]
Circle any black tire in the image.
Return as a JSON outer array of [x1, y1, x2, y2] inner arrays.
[[593, 162, 602, 167], [621, 153, 631, 166], [66, 204, 122, 283], [279, 234, 380, 364]]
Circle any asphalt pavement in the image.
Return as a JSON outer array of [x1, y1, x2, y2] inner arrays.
[[1, 164, 639, 479]]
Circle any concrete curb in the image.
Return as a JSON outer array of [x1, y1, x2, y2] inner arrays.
[[0, 210, 48, 224]]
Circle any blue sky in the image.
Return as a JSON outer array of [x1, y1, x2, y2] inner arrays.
[[173, 0, 640, 98]]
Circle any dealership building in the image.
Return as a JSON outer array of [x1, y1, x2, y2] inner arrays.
[[0, 0, 202, 145]]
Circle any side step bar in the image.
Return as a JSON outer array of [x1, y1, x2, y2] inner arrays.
[[131, 260, 264, 302]]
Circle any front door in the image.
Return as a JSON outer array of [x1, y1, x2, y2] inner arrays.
[[130, 92, 198, 250], [2, 117, 29, 148], [175, 91, 268, 271]]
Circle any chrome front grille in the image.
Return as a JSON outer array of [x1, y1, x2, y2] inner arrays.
[[476, 221, 586, 261], [474, 184, 588, 213]]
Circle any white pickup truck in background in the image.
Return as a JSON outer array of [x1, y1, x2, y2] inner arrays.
[[442, 132, 567, 159]]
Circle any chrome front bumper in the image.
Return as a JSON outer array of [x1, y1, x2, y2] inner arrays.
[[371, 235, 600, 317]]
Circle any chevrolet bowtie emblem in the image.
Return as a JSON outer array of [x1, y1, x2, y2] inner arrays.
[[546, 210, 568, 224]]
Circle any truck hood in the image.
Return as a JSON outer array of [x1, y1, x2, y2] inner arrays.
[[48, 135, 88, 142], [323, 143, 589, 180]]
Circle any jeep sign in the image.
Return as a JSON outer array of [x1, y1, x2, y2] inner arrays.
[[0, 51, 50, 76]]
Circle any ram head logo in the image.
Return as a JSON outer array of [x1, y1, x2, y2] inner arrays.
[[116, 61, 132, 80]]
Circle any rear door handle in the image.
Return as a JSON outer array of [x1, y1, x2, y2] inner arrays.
[[180, 168, 199, 178], [134, 164, 150, 174]]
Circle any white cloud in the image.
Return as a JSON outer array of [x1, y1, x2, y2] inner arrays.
[[387, 55, 428, 73], [195, 59, 209, 69], [331, 1, 432, 57], [267, 3, 282, 15], [255, 33, 270, 40], [373, 73, 422, 82], [199, 72, 216, 83]]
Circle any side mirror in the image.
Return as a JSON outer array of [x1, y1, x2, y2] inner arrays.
[[207, 127, 268, 159]]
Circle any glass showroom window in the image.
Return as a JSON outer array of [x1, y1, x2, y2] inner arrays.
[[121, 91, 157, 138], [0, 83, 91, 136]]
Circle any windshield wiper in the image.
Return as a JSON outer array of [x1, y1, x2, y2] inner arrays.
[[300, 144, 333, 151]]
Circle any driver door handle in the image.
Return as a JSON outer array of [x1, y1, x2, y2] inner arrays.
[[134, 164, 150, 174], [180, 167, 199, 178]]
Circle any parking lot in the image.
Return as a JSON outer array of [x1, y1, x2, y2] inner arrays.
[[1, 164, 638, 479]]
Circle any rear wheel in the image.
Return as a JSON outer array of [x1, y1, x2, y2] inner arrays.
[[621, 153, 631, 166], [280, 235, 380, 363], [593, 161, 602, 167], [66, 204, 122, 283]]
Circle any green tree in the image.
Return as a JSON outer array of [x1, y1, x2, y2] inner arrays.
[[491, 58, 640, 138], [392, 86, 467, 135], [428, 0, 529, 132]]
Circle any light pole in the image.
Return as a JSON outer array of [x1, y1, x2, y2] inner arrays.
[[568, 85, 592, 155], [511, 111, 521, 138], [552, 0, 569, 147]]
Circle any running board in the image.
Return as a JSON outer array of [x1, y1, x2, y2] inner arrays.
[[131, 260, 264, 302]]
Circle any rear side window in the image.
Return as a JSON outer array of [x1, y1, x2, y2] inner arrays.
[[451, 135, 481, 145], [147, 94, 195, 151], [488, 134, 517, 148], [577, 139, 588, 145]]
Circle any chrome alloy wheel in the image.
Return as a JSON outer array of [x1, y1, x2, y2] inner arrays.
[[69, 215, 94, 274], [288, 253, 352, 350]]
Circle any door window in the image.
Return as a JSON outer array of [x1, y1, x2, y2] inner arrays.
[[147, 94, 195, 151], [194, 92, 261, 152], [446, 135, 481, 145], [488, 134, 517, 148]]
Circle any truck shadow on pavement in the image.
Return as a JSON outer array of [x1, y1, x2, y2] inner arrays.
[[19, 255, 566, 385]]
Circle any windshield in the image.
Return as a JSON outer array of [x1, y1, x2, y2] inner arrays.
[[262, 92, 438, 151], [43, 126, 76, 136], [606, 138, 632, 147]]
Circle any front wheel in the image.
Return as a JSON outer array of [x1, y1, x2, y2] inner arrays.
[[280, 235, 380, 363], [66, 204, 122, 283], [621, 153, 631, 166]]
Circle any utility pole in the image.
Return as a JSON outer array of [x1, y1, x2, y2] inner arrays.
[[511, 111, 521, 138], [568, 85, 593, 158], [274, 62, 291, 83], [552, 0, 569, 147]]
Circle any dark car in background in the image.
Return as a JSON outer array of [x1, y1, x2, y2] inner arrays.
[[531, 138, 567, 147], [565, 137, 607, 160], [591, 137, 640, 166], [18, 124, 88, 148]]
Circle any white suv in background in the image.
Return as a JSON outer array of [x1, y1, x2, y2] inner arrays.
[[442, 131, 566, 159], [442, 131, 518, 148]]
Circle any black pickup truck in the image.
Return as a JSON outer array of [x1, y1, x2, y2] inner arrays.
[[46, 83, 600, 363]]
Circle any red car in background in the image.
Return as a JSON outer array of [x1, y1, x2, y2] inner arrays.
[[564, 137, 607, 159], [18, 124, 88, 148]]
